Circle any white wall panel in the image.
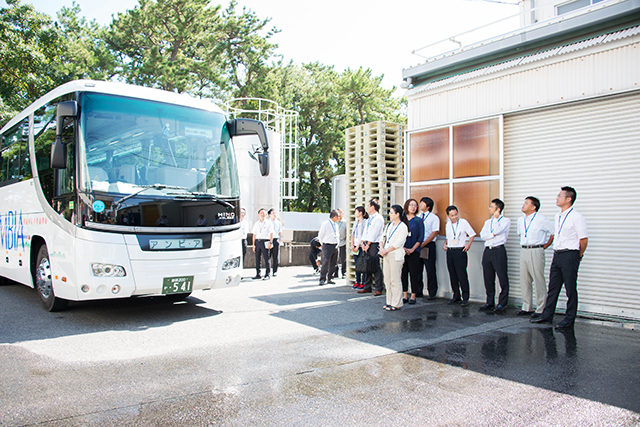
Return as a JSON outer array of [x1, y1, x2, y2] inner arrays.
[[503, 91, 640, 320]]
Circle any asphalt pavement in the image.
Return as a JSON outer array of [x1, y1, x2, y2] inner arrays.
[[0, 265, 638, 426]]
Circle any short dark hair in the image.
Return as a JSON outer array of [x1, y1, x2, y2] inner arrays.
[[446, 205, 458, 215], [403, 198, 419, 215], [561, 186, 577, 205], [329, 209, 340, 219], [492, 198, 505, 213], [420, 197, 434, 212], [525, 196, 540, 212], [355, 206, 369, 219], [258, 208, 266, 214], [368, 199, 380, 212], [268, 208, 276, 215], [390, 204, 406, 225]]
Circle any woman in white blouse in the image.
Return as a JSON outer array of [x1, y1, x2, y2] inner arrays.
[[380, 205, 409, 311], [350, 206, 368, 289]]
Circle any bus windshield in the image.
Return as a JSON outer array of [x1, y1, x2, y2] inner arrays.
[[78, 93, 239, 198]]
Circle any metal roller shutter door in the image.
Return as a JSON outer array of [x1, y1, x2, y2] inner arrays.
[[503, 91, 640, 321]]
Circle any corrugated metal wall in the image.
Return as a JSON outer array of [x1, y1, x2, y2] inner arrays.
[[503, 91, 640, 320]]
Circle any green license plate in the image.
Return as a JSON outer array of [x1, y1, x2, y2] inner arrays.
[[162, 276, 194, 294]]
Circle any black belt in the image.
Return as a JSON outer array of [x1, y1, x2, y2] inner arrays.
[[486, 244, 504, 250], [554, 249, 578, 254], [447, 247, 465, 251], [522, 244, 544, 249]]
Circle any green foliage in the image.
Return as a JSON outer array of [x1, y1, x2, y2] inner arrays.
[[0, 0, 66, 122]]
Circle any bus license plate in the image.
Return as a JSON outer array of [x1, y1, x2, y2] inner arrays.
[[162, 276, 194, 294]]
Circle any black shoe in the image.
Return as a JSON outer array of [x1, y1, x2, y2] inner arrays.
[[427, 296, 437, 300], [327, 280, 336, 285], [262, 275, 270, 280], [531, 312, 542, 319], [319, 281, 325, 286], [530, 317, 553, 324], [478, 304, 495, 312], [448, 298, 462, 305], [555, 319, 574, 330], [403, 298, 408, 304], [252, 275, 262, 280], [460, 300, 469, 307], [493, 304, 506, 314], [516, 310, 534, 316], [408, 298, 416, 305], [273, 272, 278, 277]]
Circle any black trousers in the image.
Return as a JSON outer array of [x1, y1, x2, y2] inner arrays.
[[402, 250, 423, 294], [309, 247, 321, 270], [363, 243, 383, 293], [255, 239, 271, 277], [421, 241, 438, 297], [270, 239, 280, 274], [481, 245, 509, 306], [320, 243, 338, 282], [446, 248, 470, 301], [542, 250, 581, 322], [241, 238, 247, 264]]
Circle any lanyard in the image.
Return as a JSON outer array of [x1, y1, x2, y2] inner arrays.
[[524, 212, 536, 238], [490, 215, 503, 233], [330, 220, 338, 239], [557, 208, 573, 236], [385, 222, 401, 248], [422, 212, 430, 221], [450, 221, 460, 239]]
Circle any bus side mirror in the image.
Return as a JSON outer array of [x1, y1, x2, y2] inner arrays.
[[51, 101, 78, 169], [227, 118, 270, 176], [258, 152, 269, 176]]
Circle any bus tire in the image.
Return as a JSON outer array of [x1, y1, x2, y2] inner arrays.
[[166, 292, 192, 302], [34, 245, 69, 312]]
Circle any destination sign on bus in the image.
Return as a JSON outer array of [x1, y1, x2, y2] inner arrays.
[[149, 238, 203, 250]]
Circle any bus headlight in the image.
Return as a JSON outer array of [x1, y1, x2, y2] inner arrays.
[[91, 263, 127, 277], [222, 256, 241, 270]]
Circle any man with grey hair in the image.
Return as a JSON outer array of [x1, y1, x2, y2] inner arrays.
[[318, 210, 341, 286]]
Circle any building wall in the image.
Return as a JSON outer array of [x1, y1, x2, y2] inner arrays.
[[405, 27, 640, 319]]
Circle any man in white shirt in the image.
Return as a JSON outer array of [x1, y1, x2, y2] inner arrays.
[[532, 186, 588, 330], [318, 210, 341, 286], [517, 196, 554, 317], [358, 199, 385, 296], [479, 198, 511, 314], [335, 209, 347, 279], [251, 208, 274, 280], [443, 205, 476, 306], [419, 197, 440, 299], [268, 208, 283, 277]]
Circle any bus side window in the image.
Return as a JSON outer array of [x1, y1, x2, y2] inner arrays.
[[0, 118, 29, 186]]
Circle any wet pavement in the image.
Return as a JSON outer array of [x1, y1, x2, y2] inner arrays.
[[0, 266, 638, 426]]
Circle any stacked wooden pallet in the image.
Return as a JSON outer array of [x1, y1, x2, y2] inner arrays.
[[344, 121, 405, 283]]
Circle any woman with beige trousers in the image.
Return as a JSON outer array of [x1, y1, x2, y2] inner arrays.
[[380, 204, 409, 311]]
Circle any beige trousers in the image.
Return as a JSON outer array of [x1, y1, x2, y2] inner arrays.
[[520, 247, 547, 313], [383, 256, 404, 308]]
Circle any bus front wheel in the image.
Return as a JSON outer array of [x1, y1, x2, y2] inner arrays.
[[34, 245, 69, 312]]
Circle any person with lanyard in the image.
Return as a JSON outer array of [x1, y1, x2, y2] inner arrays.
[[332, 209, 347, 280], [380, 205, 409, 311], [517, 196, 554, 317], [350, 206, 368, 289], [401, 198, 424, 304], [239, 208, 248, 264], [268, 208, 283, 277], [532, 186, 588, 329], [252, 208, 274, 280], [357, 199, 385, 296], [419, 197, 440, 300], [442, 205, 476, 306], [479, 198, 511, 313], [317, 209, 341, 286]]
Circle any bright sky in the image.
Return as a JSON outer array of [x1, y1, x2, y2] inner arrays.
[[3, 0, 521, 91]]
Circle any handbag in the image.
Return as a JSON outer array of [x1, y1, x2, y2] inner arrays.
[[355, 252, 377, 274]]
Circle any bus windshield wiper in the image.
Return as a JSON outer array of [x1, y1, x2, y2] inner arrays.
[[166, 190, 234, 209], [112, 184, 188, 208]]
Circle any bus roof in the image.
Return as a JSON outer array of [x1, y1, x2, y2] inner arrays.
[[1, 80, 226, 134]]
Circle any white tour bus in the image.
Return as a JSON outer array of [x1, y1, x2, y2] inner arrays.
[[0, 80, 269, 311]]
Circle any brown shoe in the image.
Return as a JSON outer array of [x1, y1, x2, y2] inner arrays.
[[373, 291, 382, 296], [357, 289, 371, 294]]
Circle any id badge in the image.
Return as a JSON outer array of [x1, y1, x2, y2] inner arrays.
[[451, 239, 458, 245], [408, 232, 412, 237]]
